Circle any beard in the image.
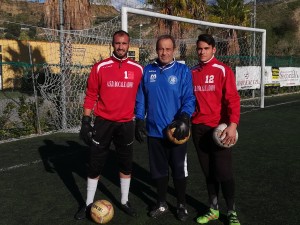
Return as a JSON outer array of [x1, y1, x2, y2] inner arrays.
[[114, 50, 127, 59]]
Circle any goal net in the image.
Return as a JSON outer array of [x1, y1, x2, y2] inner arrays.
[[38, 17, 122, 131], [0, 17, 122, 134], [121, 7, 267, 110], [0, 5, 266, 137]]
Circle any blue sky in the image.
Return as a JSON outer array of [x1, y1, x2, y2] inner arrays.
[[112, 0, 146, 10]]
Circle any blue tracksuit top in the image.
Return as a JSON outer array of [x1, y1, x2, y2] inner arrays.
[[135, 60, 195, 138]]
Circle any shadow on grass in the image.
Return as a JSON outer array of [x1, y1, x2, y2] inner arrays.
[[38, 140, 87, 207], [38, 139, 212, 223], [37, 140, 158, 211]]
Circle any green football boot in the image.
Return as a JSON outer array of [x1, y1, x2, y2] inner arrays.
[[228, 211, 241, 225], [197, 208, 219, 224]]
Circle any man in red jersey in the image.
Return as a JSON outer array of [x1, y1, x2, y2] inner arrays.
[[74, 30, 143, 220], [191, 34, 241, 225]]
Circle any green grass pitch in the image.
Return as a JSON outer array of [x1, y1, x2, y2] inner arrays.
[[0, 94, 299, 225]]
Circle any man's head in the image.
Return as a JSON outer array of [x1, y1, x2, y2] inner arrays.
[[156, 34, 176, 66], [196, 34, 216, 63], [112, 30, 130, 59]]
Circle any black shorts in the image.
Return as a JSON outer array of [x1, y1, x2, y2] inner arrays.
[[191, 123, 233, 181], [148, 137, 188, 179], [87, 117, 134, 178]]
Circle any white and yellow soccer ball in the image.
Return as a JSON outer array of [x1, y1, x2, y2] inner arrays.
[[166, 120, 191, 145], [90, 200, 114, 224], [166, 125, 191, 145], [212, 123, 238, 148]]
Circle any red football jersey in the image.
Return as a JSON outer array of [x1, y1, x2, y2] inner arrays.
[[191, 57, 240, 127], [83, 54, 143, 122]]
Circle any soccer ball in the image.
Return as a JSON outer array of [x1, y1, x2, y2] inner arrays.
[[90, 200, 114, 224], [167, 126, 190, 145], [212, 123, 238, 148]]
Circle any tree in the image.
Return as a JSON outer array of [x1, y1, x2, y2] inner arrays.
[[44, 0, 92, 30], [147, 0, 207, 38], [44, 0, 92, 129], [43, 0, 92, 64], [44, 0, 92, 62], [210, 0, 250, 26], [209, 0, 251, 62], [4, 23, 21, 40]]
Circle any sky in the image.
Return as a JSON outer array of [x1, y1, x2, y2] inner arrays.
[[112, 0, 146, 10]]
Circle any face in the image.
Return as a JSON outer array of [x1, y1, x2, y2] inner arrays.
[[156, 38, 175, 66], [112, 34, 130, 59], [196, 41, 216, 63]]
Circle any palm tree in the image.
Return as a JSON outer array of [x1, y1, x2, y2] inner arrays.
[[43, 0, 92, 129], [210, 0, 250, 26], [44, 0, 92, 64], [209, 0, 251, 62], [147, 0, 207, 38], [44, 0, 92, 30]]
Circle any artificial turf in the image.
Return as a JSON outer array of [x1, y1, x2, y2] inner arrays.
[[0, 96, 299, 225]]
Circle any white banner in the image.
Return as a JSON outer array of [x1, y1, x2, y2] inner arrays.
[[265, 66, 280, 86], [279, 67, 300, 87], [264, 66, 272, 84], [236, 66, 261, 90]]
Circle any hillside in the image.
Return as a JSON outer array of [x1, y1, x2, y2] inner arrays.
[[0, 0, 119, 28], [0, 0, 299, 55], [0, 1, 44, 26], [256, 0, 300, 55]]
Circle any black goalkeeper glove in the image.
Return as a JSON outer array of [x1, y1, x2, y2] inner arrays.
[[80, 115, 94, 145], [135, 118, 148, 143], [169, 112, 190, 140]]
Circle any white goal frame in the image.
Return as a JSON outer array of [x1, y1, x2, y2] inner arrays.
[[121, 7, 267, 108]]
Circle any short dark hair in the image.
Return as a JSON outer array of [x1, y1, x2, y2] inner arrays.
[[112, 30, 130, 43], [156, 34, 176, 50], [197, 34, 215, 47]]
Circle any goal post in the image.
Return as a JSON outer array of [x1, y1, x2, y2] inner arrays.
[[121, 7, 267, 108], [0, 5, 268, 137]]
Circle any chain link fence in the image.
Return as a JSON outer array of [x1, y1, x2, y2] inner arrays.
[[1, 1, 300, 141]]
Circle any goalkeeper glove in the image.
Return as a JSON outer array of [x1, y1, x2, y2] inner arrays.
[[80, 115, 94, 145], [169, 112, 190, 140], [135, 118, 147, 143]]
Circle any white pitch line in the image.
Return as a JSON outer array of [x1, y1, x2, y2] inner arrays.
[[264, 100, 300, 108], [241, 99, 300, 114], [0, 159, 42, 172], [1, 100, 299, 172], [0, 151, 79, 173]]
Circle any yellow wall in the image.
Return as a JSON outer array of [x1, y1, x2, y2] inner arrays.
[[0, 39, 138, 89]]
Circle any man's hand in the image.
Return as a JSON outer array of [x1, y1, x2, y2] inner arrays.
[[80, 115, 94, 145], [221, 123, 238, 146], [135, 118, 147, 143], [170, 112, 190, 140]]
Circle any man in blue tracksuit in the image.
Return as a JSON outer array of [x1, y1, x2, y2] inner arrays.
[[135, 34, 195, 222]]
